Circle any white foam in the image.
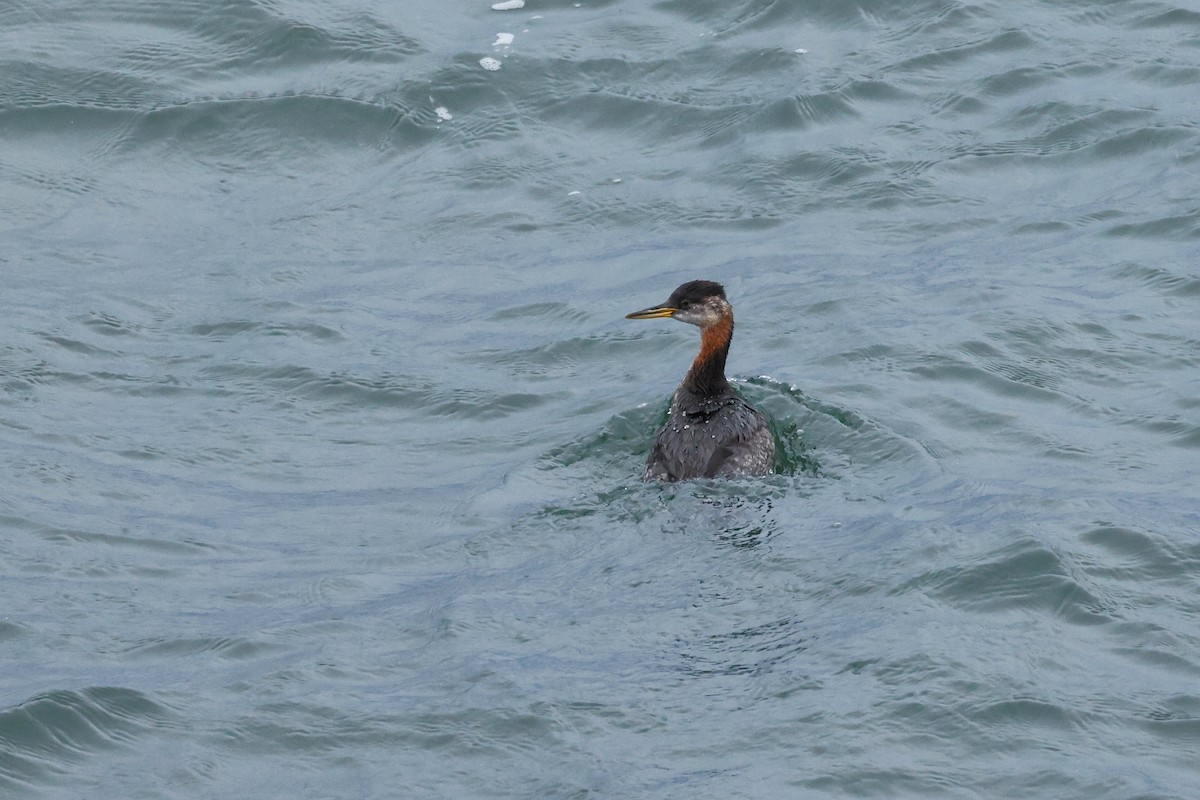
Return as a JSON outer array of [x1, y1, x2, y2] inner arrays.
[[479, 57, 502, 71], [494, 32, 514, 46], [435, 106, 453, 121], [794, 48, 808, 54], [491, 0, 524, 9]]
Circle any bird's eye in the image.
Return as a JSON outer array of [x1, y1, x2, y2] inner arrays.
[[679, 300, 692, 310]]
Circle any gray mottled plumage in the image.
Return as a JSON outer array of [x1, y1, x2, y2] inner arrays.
[[626, 280, 776, 482], [644, 387, 776, 482]]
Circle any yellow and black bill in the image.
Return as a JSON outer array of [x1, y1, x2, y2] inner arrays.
[[625, 305, 678, 320]]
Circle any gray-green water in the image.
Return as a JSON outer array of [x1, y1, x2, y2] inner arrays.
[[3, 0, 1200, 797]]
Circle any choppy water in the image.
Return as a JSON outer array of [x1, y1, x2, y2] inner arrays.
[[3, 0, 1200, 797]]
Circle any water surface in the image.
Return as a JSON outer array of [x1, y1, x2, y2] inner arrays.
[[3, 0, 1200, 797]]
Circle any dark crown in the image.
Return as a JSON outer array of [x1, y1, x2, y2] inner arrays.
[[667, 280, 726, 307]]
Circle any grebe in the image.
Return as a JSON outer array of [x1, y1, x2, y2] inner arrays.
[[626, 280, 775, 482]]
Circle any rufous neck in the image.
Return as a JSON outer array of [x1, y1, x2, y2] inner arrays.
[[683, 317, 733, 397]]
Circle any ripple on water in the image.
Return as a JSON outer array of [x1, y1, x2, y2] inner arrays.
[[187, 320, 344, 342], [119, 636, 285, 662], [467, 332, 651, 381], [0, 687, 175, 790], [216, 698, 569, 759], [196, 363, 557, 419], [480, 376, 936, 531], [675, 616, 810, 678], [35, 524, 213, 556], [6, 1, 421, 99], [893, 29, 1036, 75], [1080, 524, 1200, 594], [1105, 208, 1200, 241], [903, 536, 1111, 625], [487, 302, 592, 324]]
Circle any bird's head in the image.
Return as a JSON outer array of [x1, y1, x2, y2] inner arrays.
[[625, 280, 731, 329]]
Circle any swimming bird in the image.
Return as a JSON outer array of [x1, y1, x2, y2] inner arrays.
[[626, 280, 775, 482]]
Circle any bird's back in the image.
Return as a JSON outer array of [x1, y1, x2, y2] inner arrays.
[[644, 387, 775, 482]]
